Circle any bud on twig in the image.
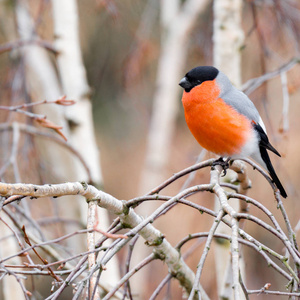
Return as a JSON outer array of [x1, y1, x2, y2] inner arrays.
[[55, 95, 76, 106], [35, 117, 67, 141]]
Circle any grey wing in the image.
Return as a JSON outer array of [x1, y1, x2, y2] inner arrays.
[[217, 72, 266, 132], [222, 88, 260, 122]]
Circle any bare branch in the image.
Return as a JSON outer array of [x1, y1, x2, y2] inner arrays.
[[0, 181, 197, 297], [241, 57, 300, 95], [188, 210, 225, 299]]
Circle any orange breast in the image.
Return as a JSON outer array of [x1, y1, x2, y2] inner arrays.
[[182, 80, 252, 156]]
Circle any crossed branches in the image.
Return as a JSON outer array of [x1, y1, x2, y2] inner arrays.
[[0, 158, 298, 299]]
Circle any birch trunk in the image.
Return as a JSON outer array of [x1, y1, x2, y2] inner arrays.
[[134, 1, 210, 297], [51, 0, 120, 287], [51, 0, 102, 185], [139, 0, 210, 195], [4, 0, 119, 292], [213, 0, 245, 299]]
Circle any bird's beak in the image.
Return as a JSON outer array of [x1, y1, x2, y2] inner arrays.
[[179, 77, 192, 90]]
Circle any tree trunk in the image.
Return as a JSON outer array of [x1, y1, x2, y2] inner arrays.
[[135, 0, 210, 298], [51, 0, 120, 288], [213, 0, 245, 299], [139, 0, 210, 195]]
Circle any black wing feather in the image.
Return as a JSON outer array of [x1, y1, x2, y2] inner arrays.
[[253, 123, 281, 157], [253, 123, 287, 198]]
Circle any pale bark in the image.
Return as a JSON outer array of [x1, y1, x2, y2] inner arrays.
[[136, 1, 210, 297], [51, 0, 120, 287], [7, 0, 119, 292], [1, 159, 295, 299], [87, 201, 101, 300], [15, 1, 72, 181], [139, 0, 210, 195], [213, 0, 245, 299], [213, 0, 244, 87], [51, 0, 102, 185], [0, 181, 198, 299], [15, 0, 88, 259]]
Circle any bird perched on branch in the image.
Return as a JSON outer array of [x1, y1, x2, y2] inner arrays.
[[179, 66, 287, 198]]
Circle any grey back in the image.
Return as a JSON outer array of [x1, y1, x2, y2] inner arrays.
[[216, 71, 266, 132]]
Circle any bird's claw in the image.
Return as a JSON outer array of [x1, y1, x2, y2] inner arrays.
[[212, 157, 230, 176]]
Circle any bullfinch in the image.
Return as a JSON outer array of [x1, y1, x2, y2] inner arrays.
[[179, 66, 287, 198]]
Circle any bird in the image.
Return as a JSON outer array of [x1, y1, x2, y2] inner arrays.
[[179, 66, 287, 198]]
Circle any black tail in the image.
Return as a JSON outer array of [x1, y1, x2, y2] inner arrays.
[[259, 146, 287, 198], [253, 123, 287, 198]]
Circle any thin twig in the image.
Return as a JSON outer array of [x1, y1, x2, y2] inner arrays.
[[87, 201, 100, 300], [280, 71, 290, 132], [188, 210, 225, 299], [0, 123, 92, 183], [0, 39, 59, 55], [102, 254, 156, 300], [241, 56, 300, 95]]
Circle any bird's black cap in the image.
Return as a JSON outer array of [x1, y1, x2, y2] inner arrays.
[[179, 66, 219, 92]]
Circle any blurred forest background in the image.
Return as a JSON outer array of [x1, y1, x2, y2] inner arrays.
[[0, 0, 300, 299]]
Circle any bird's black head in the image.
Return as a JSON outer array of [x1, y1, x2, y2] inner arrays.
[[179, 66, 219, 92]]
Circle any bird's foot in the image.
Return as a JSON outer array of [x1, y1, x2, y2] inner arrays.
[[212, 157, 231, 176]]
